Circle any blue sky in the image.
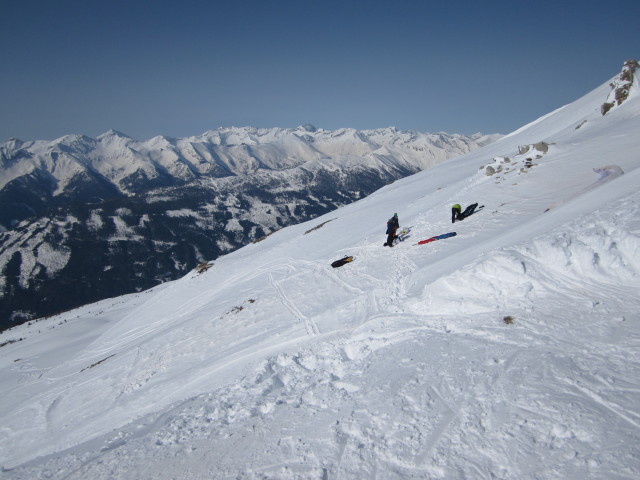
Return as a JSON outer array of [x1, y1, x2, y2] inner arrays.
[[1, 0, 639, 141]]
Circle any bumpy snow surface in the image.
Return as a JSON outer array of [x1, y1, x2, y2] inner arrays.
[[1, 73, 639, 479]]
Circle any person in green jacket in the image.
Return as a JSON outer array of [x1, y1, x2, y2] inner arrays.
[[452, 203, 480, 223], [451, 204, 462, 223]]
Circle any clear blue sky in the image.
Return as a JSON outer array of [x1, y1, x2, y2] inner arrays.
[[1, 0, 639, 141]]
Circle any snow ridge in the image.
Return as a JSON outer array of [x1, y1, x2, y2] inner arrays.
[[0, 126, 492, 194]]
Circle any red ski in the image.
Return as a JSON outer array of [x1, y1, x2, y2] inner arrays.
[[416, 232, 457, 245]]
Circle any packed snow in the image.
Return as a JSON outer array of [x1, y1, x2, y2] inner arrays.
[[0, 68, 639, 479]]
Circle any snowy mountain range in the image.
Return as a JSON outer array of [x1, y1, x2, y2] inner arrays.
[[0, 126, 498, 330], [0, 59, 639, 479]]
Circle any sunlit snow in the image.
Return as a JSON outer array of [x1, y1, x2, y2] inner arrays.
[[0, 67, 639, 479]]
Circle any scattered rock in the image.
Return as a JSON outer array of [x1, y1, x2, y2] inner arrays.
[[196, 262, 214, 274]]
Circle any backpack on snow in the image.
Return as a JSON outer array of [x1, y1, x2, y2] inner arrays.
[[331, 256, 355, 268]]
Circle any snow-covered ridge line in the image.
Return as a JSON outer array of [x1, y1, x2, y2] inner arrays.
[[0, 126, 500, 194]]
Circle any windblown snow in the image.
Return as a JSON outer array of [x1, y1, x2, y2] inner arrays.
[[0, 66, 639, 479]]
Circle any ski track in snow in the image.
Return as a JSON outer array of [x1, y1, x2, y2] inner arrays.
[[269, 270, 320, 337]]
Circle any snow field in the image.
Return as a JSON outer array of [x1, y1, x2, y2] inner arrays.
[[1, 69, 640, 478], [6, 167, 638, 478]]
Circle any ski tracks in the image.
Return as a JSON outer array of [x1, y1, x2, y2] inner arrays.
[[268, 271, 320, 337]]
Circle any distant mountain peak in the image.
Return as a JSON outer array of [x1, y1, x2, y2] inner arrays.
[[97, 129, 132, 140], [2, 138, 23, 149], [55, 133, 92, 143]]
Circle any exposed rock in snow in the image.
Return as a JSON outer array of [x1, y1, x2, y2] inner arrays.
[[601, 59, 639, 115]]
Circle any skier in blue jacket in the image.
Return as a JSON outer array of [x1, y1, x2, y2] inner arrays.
[[384, 213, 400, 247]]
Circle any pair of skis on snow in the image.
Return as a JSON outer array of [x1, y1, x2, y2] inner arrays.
[[414, 231, 457, 245], [384, 227, 412, 247], [388, 227, 457, 246]]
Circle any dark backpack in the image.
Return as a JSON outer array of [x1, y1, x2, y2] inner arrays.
[[331, 256, 355, 268]]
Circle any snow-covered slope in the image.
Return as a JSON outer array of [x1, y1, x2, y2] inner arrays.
[[0, 62, 639, 479]]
